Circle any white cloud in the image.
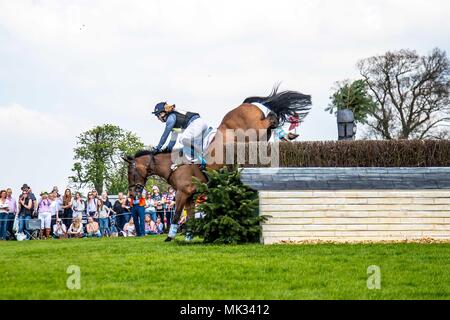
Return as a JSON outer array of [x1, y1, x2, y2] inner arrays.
[[0, 104, 92, 195], [0, 103, 80, 138]]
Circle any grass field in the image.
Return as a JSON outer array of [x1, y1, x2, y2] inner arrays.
[[0, 236, 449, 300]]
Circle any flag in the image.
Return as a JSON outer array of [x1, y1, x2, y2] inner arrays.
[[288, 114, 300, 131]]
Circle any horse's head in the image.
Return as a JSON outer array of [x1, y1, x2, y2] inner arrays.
[[123, 155, 148, 198]]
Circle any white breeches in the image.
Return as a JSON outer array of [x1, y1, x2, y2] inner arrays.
[[38, 211, 52, 229], [178, 118, 208, 162]]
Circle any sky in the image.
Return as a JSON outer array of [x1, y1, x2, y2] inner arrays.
[[1, 0, 449, 196]]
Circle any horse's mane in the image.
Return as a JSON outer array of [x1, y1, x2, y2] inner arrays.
[[133, 149, 173, 159]]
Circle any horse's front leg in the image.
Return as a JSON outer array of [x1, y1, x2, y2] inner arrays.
[[165, 191, 189, 242]]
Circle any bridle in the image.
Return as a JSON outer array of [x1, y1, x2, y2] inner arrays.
[[128, 159, 147, 194]]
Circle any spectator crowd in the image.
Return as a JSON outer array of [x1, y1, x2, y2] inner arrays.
[[0, 183, 179, 241]]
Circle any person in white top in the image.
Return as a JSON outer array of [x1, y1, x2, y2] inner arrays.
[[37, 191, 52, 239], [68, 217, 84, 238], [97, 199, 112, 237], [72, 192, 85, 222], [53, 218, 67, 239], [49, 191, 61, 232], [0, 190, 9, 240], [122, 217, 136, 237]]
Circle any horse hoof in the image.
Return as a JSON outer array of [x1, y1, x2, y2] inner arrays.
[[164, 237, 173, 242]]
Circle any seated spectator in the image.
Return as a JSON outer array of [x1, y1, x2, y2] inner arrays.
[[155, 217, 164, 234], [68, 217, 84, 238], [144, 215, 157, 235], [121, 217, 136, 237], [86, 217, 101, 238], [53, 218, 67, 239]]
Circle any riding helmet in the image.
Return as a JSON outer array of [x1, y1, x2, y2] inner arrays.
[[153, 102, 167, 115]]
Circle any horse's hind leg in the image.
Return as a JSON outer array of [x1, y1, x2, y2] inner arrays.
[[266, 112, 279, 129], [251, 113, 279, 141]]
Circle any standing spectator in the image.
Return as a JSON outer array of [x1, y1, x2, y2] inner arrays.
[[17, 188, 33, 236], [121, 217, 136, 237], [165, 186, 176, 231], [100, 191, 112, 210], [68, 217, 84, 238], [86, 216, 101, 237], [122, 193, 132, 229], [92, 189, 99, 201], [131, 189, 146, 237], [37, 191, 52, 239], [113, 192, 125, 230], [53, 218, 67, 239], [61, 189, 73, 229], [151, 186, 165, 232], [86, 192, 98, 220], [49, 191, 60, 235], [97, 199, 111, 237], [144, 192, 157, 222], [6, 188, 17, 240], [21, 184, 37, 218], [0, 190, 9, 240], [51, 186, 60, 198], [72, 192, 85, 222], [51, 186, 62, 221]]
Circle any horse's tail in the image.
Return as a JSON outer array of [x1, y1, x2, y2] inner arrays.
[[243, 84, 312, 125]]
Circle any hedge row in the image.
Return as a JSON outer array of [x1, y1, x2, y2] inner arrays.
[[242, 140, 450, 167]]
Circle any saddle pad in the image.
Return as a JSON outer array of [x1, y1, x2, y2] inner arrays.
[[251, 102, 271, 118]]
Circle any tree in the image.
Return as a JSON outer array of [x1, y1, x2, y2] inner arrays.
[[69, 124, 145, 194], [188, 167, 267, 244], [326, 79, 377, 123], [357, 48, 450, 139]]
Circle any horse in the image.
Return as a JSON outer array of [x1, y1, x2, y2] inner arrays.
[[124, 85, 311, 241]]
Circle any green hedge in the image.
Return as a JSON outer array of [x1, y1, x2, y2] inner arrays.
[[242, 140, 450, 167]]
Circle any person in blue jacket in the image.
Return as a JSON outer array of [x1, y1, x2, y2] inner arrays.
[[152, 102, 209, 164]]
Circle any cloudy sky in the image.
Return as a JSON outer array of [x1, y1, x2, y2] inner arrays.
[[1, 0, 449, 195]]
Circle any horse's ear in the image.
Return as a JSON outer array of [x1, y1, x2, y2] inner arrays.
[[123, 156, 134, 164]]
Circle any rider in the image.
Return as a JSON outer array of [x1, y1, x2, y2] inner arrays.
[[152, 102, 209, 164]]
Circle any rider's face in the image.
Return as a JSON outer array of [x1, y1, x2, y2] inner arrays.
[[157, 112, 167, 123]]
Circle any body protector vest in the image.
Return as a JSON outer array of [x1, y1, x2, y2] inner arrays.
[[172, 111, 200, 130]]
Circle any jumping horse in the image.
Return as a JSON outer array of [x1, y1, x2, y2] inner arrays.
[[124, 85, 311, 241]]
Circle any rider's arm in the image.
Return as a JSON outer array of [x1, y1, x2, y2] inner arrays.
[[166, 131, 178, 151], [156, 114, 176, 150]]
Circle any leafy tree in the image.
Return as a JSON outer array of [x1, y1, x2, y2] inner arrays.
[[357, 48, 450, 139], [188, 167, 267, 244], [326, 79, 377, 123], [69, 124, 144, 194]]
